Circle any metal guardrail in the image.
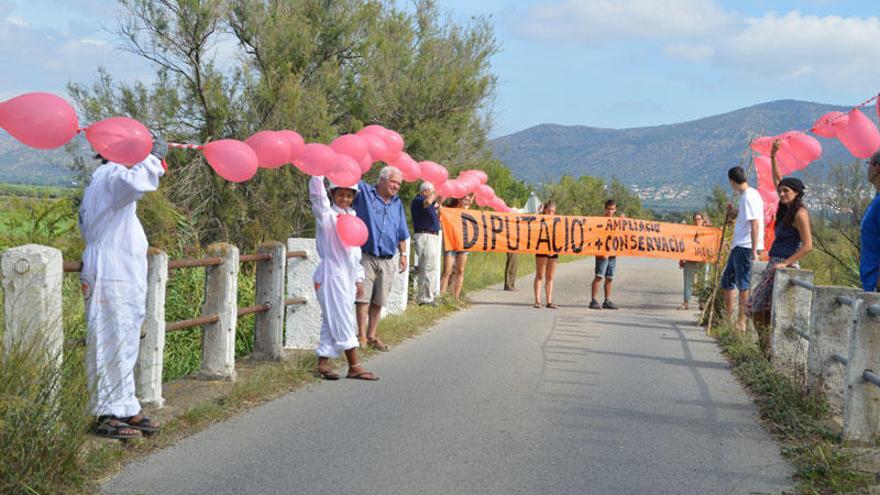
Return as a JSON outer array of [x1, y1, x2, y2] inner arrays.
[[837, 295, 857, 307], [831, 353, 849, 366], [864, 370, 880, 388], [790, 278, 816, 291]]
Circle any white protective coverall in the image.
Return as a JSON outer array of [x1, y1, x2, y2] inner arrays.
[[79, 155, 164, 417], [309, 176, 365, 358]]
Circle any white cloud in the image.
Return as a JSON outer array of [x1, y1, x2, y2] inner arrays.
[[514, 1, 880, 92], [516, 0, 735, 43], [721, 11, 880, 89], [5, 15, 27, 27], [665, 43, 715, 62]]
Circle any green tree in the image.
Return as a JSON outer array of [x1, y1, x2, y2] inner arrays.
[[69, 0, 503, 249]]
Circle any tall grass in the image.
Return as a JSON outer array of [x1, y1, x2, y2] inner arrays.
[[0, 339, 91, 494]]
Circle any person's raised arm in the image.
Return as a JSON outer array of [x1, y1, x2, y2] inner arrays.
[[770, 140, 783, 187], [106, 155, 165, 209]]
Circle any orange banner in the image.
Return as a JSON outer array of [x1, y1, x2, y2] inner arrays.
[[439, 209, 722, 262]]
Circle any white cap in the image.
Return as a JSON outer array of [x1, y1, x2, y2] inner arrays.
[[327, 179, 359, 192]]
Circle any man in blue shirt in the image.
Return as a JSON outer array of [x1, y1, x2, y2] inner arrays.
[[411, 181, 441, 306], [354, 166, 410, 350], [860, 150, 880, 291]]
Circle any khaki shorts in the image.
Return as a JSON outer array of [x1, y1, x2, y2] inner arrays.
[[357, 253, 397, 307]]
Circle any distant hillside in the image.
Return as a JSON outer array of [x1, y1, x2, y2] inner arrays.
[[491, 100, 864, 206], [0, 131, 78, 187]]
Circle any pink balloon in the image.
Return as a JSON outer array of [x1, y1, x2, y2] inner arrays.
[[358, 125, 389, 138], [358, 154, 373, 174], [774, 148, 802, 174], [461, 169, 489, 185], [246, 131, 291, 169], [278, 130, 305, 162], [488, 197, 505, 211], [444, 180, 468, 199], [0, 92, 79, 149], [330, 134, 368, 162], [85, 117, 153, 166], [837, 109, 880, 159], [812, 111, 848, 138], [295, 143, 336, 176], [750, 137, 775, 156], [475, 184, 495, 202], [336, 214, 369, 247], [327, 153, 362, 188], [383, 129, 405, 157], [390, 152, 419, 182], [419, 161, 448, 186], [458, 174, 481, 194], [780, 131, 822, 164], [359, 132, 389, 163], [203, 139, 259, 183]]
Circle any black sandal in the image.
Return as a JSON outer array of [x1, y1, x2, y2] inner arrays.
[[122, 412, 161, 434], [91, 416, 140, 440]]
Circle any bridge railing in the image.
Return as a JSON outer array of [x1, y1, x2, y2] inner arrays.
[[0, 239, 412, 409], [767, 267, 880, 442]]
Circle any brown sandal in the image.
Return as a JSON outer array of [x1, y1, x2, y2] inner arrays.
[[347, 364, 379, 381], [367, 339, 389, 352], [546, 303, 558, 309], [313, 368, 340, 380], [533, 302, 542, 309]]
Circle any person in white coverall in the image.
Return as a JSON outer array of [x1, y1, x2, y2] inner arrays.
[[309, 175, 378, 381], [80, 142, 166, 439]]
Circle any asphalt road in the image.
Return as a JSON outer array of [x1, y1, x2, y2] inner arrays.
[[103, 257, 791, 495]]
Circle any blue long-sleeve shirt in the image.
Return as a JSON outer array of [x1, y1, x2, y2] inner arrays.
[[860, 193, 880, 291], [353, 180, 410, 257]]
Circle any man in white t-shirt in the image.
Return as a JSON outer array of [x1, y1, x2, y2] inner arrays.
[[721, 166, 764, 333]]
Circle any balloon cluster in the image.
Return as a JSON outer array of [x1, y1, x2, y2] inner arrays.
[[748, 95, 880, 227], [0, 91, 516, 245]]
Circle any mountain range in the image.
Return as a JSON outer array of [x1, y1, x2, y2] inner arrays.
[[490, 100, 867, 207]]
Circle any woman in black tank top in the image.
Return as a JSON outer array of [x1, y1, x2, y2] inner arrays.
[[748, 140, 814, 356]]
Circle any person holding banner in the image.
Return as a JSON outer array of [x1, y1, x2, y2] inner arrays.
[[534, 200, 559, 308], [440, 194, 474, 300], [722, 166, 764, 333], [353, 166, 410, 352], [678, 212, 707, 310], [590, 199, 619, 310]]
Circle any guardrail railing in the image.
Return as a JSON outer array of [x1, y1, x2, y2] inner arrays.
[[768, 268, 880, 442]]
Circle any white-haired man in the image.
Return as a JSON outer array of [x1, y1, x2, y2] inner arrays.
[[353, 166, 410, 351], [411, 181, 441, 306]]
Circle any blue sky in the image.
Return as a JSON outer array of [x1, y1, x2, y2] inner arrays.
[[2, 0, 879, 137]]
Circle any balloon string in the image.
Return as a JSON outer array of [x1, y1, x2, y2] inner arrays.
[[168, 142, 204, 151]]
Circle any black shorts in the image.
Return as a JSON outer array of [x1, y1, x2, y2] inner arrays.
[[536, 253, 559, 260]]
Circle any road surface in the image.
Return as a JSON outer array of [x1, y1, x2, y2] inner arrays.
[[104, 257, 791, 494]]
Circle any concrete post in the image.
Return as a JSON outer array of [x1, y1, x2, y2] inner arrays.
[[285, 238, 321, 350], [770, 267, 814, 372], [806, 286, 861, 415], [199, 242, 239, 381], [843, 292, 880, 442], [382, 238, 411, 317], [135, 248, 167, 408], [253, 241, 285, 360], [0, 244, 63, 364]]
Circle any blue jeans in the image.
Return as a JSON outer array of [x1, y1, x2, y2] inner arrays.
[[595, 256, 616, 279], [721, 246, 753, 290]]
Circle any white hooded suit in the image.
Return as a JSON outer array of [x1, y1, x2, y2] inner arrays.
[[79, 155, 164, 417], [309, 176, 364, 358]]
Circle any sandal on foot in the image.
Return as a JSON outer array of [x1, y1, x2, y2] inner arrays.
[[677, 304, 689, 310], [313, 369, 340, 380], [533, 302, 542, 308], [367, 339, 389, 352], [91, 416, 139, 440], [347, 365, 379, 381], [546, 303, 558, 309], [122, 412, 161, 433]]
